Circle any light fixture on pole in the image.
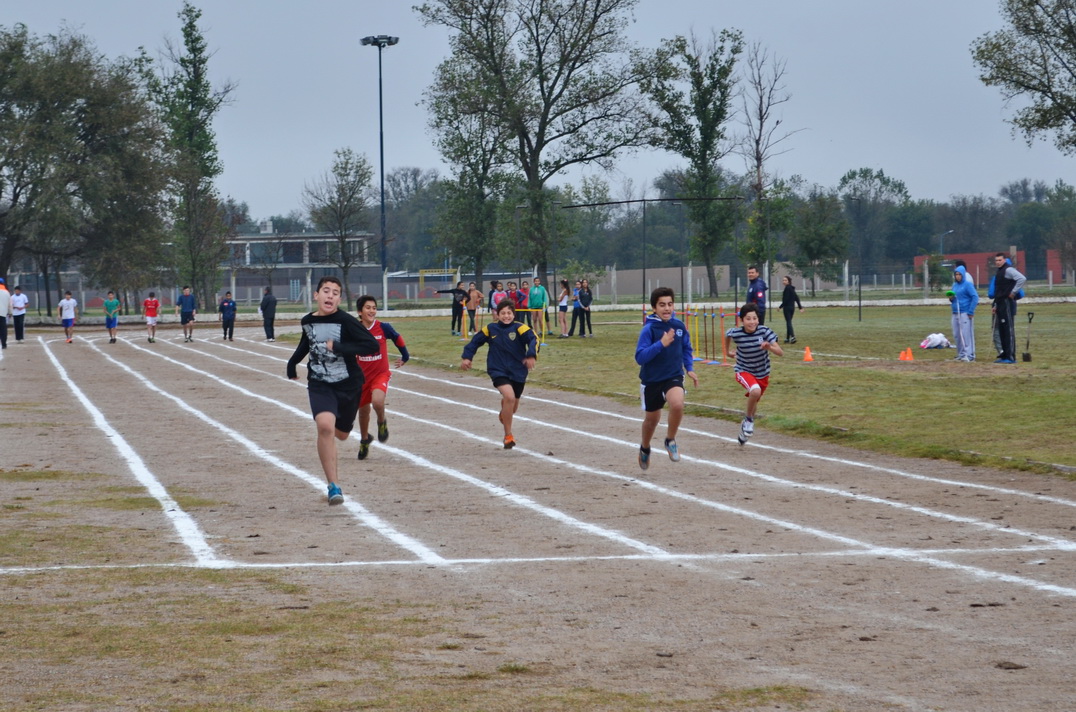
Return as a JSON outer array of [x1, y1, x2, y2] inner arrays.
[[361, 34, 398, 308], [939, 229, 954, 256]]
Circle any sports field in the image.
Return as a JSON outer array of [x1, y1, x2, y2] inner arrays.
[[2, 310, 1075, 711]]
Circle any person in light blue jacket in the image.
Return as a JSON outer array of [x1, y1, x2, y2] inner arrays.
[[949, 263, 979, 362]]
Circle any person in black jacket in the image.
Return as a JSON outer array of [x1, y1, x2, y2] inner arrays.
[[778, 276, 804, 343], [287, 276, 379, 505], [436, 280, 468, 335], [260, 287, 278, 341], [578, 279, 594, 337]]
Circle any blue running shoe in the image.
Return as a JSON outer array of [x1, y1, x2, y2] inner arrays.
[[664, 438, 680, 462], [638, 446, 651, 471], [327, 483, 344, 505]]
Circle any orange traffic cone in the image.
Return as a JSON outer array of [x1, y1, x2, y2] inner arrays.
[[906, 347, 914, 361], [898, 349, 908, 361], [803, 346, 813, 362]]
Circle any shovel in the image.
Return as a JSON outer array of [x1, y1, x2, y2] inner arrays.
[[1022, 312, 1035, 362]]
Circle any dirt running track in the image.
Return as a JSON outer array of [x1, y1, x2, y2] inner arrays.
[[3, 326, 1075, 711]]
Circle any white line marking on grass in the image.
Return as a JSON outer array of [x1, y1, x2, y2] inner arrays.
[[397, 369, 1076, 509], [40, 338, 226, 567], [100, 340, 446, 565]]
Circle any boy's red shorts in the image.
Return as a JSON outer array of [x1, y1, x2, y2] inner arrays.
[[735, 372, 769, 396], [359, 372, 392, 407]]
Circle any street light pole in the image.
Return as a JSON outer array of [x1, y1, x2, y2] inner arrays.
[[361, 34, 398, 309], [671, 202, 685, 304], [939, 229, 954, 256]]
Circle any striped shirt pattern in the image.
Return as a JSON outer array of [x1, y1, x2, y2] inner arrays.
[[725, 325, 778, 377]]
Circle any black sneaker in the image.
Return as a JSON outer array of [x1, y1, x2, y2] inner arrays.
[[357, 434, 374, 460], [377, 420, 389, 443]]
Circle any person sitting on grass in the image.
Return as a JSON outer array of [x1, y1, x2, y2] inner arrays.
[[635, 286, 697, 470], [460, 299, 538, 450]]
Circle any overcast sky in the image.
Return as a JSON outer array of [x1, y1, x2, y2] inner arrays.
[[11, 0, 1074, 219]]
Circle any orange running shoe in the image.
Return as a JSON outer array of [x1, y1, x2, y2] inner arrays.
[[503, 434, 516, 449]]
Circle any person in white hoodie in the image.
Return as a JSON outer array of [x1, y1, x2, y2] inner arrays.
[[0, 278, 10, 349]]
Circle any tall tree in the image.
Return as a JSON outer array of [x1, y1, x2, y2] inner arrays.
[[972, 0, 1076, 155], [0, 24, 170, 293], [786, 187, 850, 296], [417, 0, 657, 284], [303, 147, 374, 303], [144, 2, 235, 308], [838, 168, 910, 272], [639, 30, 744, 296]]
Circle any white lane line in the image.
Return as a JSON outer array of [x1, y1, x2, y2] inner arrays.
[[397, 368, 1076, 509], [99, 339, 446, 565], [124, 338, 670, 557], [386, 411, 1076, 598], [386, 380, 1076, 550], [3, 542, 1073, 576], [116, 342, 1076, 597], [40, 338, 226, 567]]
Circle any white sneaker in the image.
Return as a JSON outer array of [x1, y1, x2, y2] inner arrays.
[[738, 418, 754, 445]]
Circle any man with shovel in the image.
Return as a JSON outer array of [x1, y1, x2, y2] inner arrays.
[[991, 253, 1026, 365]]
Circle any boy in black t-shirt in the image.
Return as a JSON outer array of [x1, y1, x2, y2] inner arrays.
[[287, 276, 379, 504]]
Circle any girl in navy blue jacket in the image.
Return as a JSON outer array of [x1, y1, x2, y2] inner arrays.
[[635, 287, 697, 470], [461, 300, 538, 449]]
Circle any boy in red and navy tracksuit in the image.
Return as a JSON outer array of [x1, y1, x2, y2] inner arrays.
[[355, 295, 410, 460]]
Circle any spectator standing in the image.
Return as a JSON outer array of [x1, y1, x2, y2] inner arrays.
[[988, 257, 1023, 357], [466, 281, 484, 332], [991, 253, 1026, 364], [518, 280, 532, 326], [745, 266, 768, 325], [58, 291, 78, 343], [10, 285, 28, 343], [528, 277, 549, 336], [436, 280, 468, 336], [579, 278, 594, 337], [218, 291, 237, 341], [142, 292, 160, 343], [260, 287, 277, 341], [778, 276, 803, 343], [556, 279, 571, 338], [491, 282, 508, 311], [949, 264, 978, 362], [567, 280, 584, 336], [103, 290, 121, 344], [176, 286, 197, 342], [0, 279, 9, 349]]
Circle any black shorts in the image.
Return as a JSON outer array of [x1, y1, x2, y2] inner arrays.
[[641, 377, 685, 412], [307, 380, 360, 434], [180, 311, 195, 325], [491, 376, 525, 399]]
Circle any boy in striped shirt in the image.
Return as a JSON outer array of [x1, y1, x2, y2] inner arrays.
[[724, 303, 783, 444]]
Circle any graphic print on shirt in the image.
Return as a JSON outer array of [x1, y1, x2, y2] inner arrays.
[[304, 322, 348, 383]]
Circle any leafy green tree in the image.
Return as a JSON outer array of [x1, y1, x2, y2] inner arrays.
[[884, 200, 936, 264], [303, 147, 374, 303], [838, 168, 910, 272], [424, 53, 514, 288], [144, 2, 236, 308], [740, 179, 796, 272], [1047, 180, 1076, 278], [972, 0, 1076, 155], [639, 30, 744, 296], [417, 0, 657, 282], [0, 24, 170, 301], [385, 167, 443, 271], [1007, 200, 1055, 275], [786, 188, 850, 296]]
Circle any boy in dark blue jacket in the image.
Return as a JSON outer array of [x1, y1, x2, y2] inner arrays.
[[461, 300, 538, 449], [635, 287, 697, 470]]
